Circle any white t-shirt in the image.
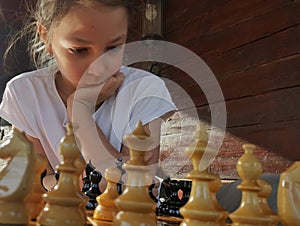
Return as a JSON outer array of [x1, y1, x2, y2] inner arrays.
[[0, 66, 176, 169]]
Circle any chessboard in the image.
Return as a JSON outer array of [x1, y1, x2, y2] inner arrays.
[[0, 122, 299, 226], [27, 211, 183, 226]]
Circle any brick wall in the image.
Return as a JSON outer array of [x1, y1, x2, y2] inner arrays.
[[155, 0, 299, 180], [159, 112, 293, 180]]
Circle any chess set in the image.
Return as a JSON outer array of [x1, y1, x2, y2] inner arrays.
[[0, 121, 299, 226]]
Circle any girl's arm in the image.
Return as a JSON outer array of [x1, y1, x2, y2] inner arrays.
[[24, 133, 57, 190], [67, 99, 163, 172]]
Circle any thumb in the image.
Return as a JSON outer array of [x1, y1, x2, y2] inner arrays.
[[113, 72, 125, 83]]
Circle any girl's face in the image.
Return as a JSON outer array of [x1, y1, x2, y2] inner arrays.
[[48, 3, 128, 88]]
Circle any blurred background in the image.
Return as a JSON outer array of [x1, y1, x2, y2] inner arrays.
[[0, 0, 299, 180]]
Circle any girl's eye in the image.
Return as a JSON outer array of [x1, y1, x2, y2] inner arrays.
[[105, 45, 122, 52], [69, 48, 88, 54]]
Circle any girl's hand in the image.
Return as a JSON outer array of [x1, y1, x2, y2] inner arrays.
[[66, 72, 124, 118], [97, 72, 124, 105]]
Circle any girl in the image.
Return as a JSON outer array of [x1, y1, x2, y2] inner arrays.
[[0, 0, 176, 189]]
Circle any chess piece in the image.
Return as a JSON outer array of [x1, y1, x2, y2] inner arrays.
[[156, 177, 171, 216], [37, 123, 88, 226], [257, 179, 279, 226], [148, 179, 159, 204], [159, 177, 171, 201], [229, 144, 272, 226], [113, 121, 157, 226], [277, 161, 300, 226], [180, 180, 192, 205], [85, 170, 102, 210], [179, 122, 223, 226], [40, 169, 48, 191], [166, 179, 183, 217], [25, 153, 48, 220], [93, 166, 121, 222], [74, 142, 90, 219], [115, 157, 126, 195], [54, 170, 60, 181], [209, 175, 229, 226], [0, 127, 36, 225], [82, 161, 95, 193], [157, 197, 168, 216]]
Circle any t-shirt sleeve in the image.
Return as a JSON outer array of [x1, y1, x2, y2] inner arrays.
[[126, 75, 176, 133], [0, 81, 37, 137]]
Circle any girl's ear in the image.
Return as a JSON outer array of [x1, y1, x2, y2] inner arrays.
[[37, 22, 53, 55]]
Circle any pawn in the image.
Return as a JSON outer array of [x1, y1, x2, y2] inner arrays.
[[257, 179, 279, 225], [93, 166, 121, 222], [113, 121, 157, 226], [179, 122, 223, 226], [85, 170, 102, 210], [25, 153, 48, 221], [229, 144, 272, 226], [209, 175, 229, 226], [37, 123, 88, 226], [277, 161, 300, 226]]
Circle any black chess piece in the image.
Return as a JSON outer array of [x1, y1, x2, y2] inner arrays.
[[156, 197, 168, 216], [115, 157, 126, 195], [54, 170, 60, 181], [40, 169, 60, 192], [82, 161, 95, 193], [149, 180, 159, 203], [40, 169, 48, 191], [166, 179, 184, 217], [159, 177, 171, 200], [84, 170, 102, 210], [157, 177, 171, 216], [180, 180, 192, 205]]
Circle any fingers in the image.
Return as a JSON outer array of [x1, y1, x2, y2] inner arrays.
[[68, 72, 125, 111], [96, 72, 124, 104], [101, 72, 124, 94], [111, 72, 125, 85]]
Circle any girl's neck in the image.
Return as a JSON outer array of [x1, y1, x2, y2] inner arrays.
[[55, 71, 75, 105]]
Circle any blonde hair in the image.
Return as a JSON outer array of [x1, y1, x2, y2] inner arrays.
[[4, 0, 138, 70]]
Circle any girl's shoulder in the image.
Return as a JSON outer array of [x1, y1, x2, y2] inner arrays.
[[120, 66, 163, 85], [7, 67, 56, 88], [120, 66, 156, 77]]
